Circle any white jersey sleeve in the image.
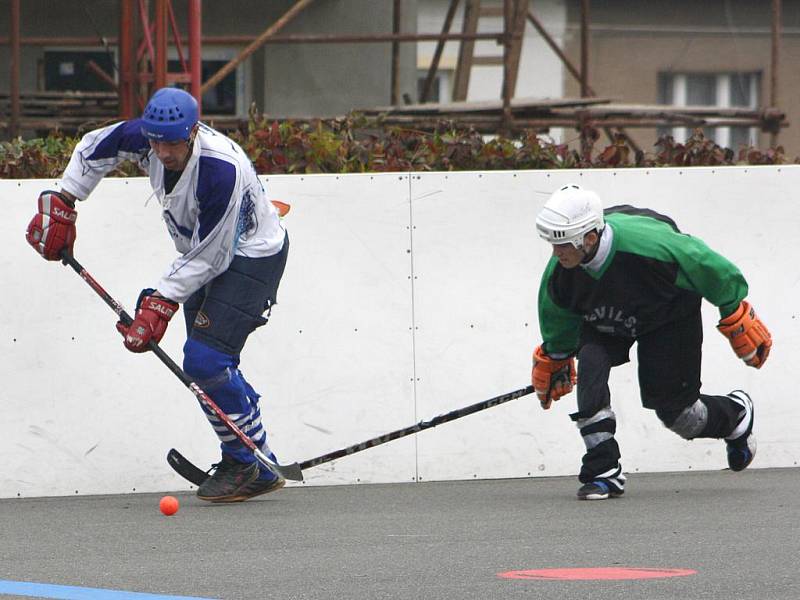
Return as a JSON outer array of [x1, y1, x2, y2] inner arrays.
[[60, 120, 150, 200]]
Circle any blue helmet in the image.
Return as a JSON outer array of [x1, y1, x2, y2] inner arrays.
[[140, 87, 198, 142]]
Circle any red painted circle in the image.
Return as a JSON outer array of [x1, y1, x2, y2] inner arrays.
[[497, 567, 697, 581]]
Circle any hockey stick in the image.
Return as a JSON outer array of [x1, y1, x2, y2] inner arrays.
[[60, 251, 303, 482], [168, 384, 535, 485]]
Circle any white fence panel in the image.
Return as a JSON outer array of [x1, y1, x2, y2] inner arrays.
[[248, 173, 417, 486], [1, 165, 797, 498], [408, 167, 799, 481]]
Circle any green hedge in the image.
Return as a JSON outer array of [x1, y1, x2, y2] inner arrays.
[[0, 112, 791, 179]]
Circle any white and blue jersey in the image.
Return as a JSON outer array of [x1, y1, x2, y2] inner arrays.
[[61, 120, 286, 303]]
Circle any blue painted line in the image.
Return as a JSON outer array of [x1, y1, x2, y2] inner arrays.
[[0, 580, 218, 600]]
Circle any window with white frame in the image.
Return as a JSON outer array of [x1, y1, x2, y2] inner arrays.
[[657, 72, 761, 149]]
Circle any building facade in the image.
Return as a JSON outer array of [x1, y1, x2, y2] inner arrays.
[[1, 0, 797, 156], [0, 0, 418, 135], [563, 0, 799, 155]]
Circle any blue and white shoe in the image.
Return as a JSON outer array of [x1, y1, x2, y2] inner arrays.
[[577, 480, 624, 500], [725, 390, 756, 472], [577, 468, 626, 500]]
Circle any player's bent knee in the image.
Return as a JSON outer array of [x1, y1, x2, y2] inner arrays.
[[183, 337, 236, 381], [184, 338, 252, 416], [662, 399, 708, 440]]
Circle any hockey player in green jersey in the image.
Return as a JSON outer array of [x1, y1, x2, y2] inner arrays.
[[531, 184, 772, 500]]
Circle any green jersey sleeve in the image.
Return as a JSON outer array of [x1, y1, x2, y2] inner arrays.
[[670, 235, 748, 318], [537, 257, 583, 355]]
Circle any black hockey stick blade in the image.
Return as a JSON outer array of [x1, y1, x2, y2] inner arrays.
[[167, 448, 209, 486]]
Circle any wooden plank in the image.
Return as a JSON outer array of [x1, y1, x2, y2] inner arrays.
[[420, 0, 461, 103], [0, 91, 117, 99], [471, 56, 504, 66], [364, 96, 613, 115], [573, 103, 778, 118], [452, 0, 481, 101], [0, 90, 118, 122], [372, 114, 785, 132], [504, 0, 527, 100], [479, 5, 504, 17]]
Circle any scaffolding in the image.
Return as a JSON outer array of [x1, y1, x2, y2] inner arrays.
[[0, 0, 788, 145]]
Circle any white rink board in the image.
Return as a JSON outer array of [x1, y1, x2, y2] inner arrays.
[[410, 167, 800, 481], [1, 175, 416, 498], [1, 166, 798, 498], [410, 171, 577, 481], [245, 173, 417, 487]]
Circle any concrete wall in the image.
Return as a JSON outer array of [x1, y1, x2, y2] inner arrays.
[[2, 166, 798, 499], [0, 0, 417, 121], [261, 0, 418, 116]]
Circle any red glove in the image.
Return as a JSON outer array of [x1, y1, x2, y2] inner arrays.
[[25, 190, 77, 260], [532, 345, 577, 409], [116, 289, 178, 353], [717, 300, 772, 369]]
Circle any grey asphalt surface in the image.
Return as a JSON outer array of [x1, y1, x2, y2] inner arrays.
[[0, 467, 798, 600]]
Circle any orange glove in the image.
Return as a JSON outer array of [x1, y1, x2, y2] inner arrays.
[[532, 345, 577, 409], [717, 300, 772, 369]]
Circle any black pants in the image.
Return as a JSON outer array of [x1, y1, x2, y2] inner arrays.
[[571, 309, 741, 483], [183, 233, 289, 355]]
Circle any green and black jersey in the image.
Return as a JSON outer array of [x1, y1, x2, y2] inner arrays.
[[538, 205, 748, 356]]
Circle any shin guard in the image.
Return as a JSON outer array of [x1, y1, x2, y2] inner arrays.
[[183, 338, 275, 465], [571, 407, 622, 485]]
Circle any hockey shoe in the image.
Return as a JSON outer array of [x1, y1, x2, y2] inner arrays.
[[218, 469, 286, 503], [196, 455, 259, 502], [577, 480, 625, 501], [725, 390, 756, 472]]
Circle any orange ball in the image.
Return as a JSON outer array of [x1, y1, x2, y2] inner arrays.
[[159, 495, 179, 516]]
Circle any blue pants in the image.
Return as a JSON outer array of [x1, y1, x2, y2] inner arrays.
[[182, 235, 289, 467]]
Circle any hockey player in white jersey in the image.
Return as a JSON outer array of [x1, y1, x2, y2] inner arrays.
[[26, 87, 289, 503]]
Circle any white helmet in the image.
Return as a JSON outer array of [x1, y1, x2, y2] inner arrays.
[[535, 184, 604, 248]]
